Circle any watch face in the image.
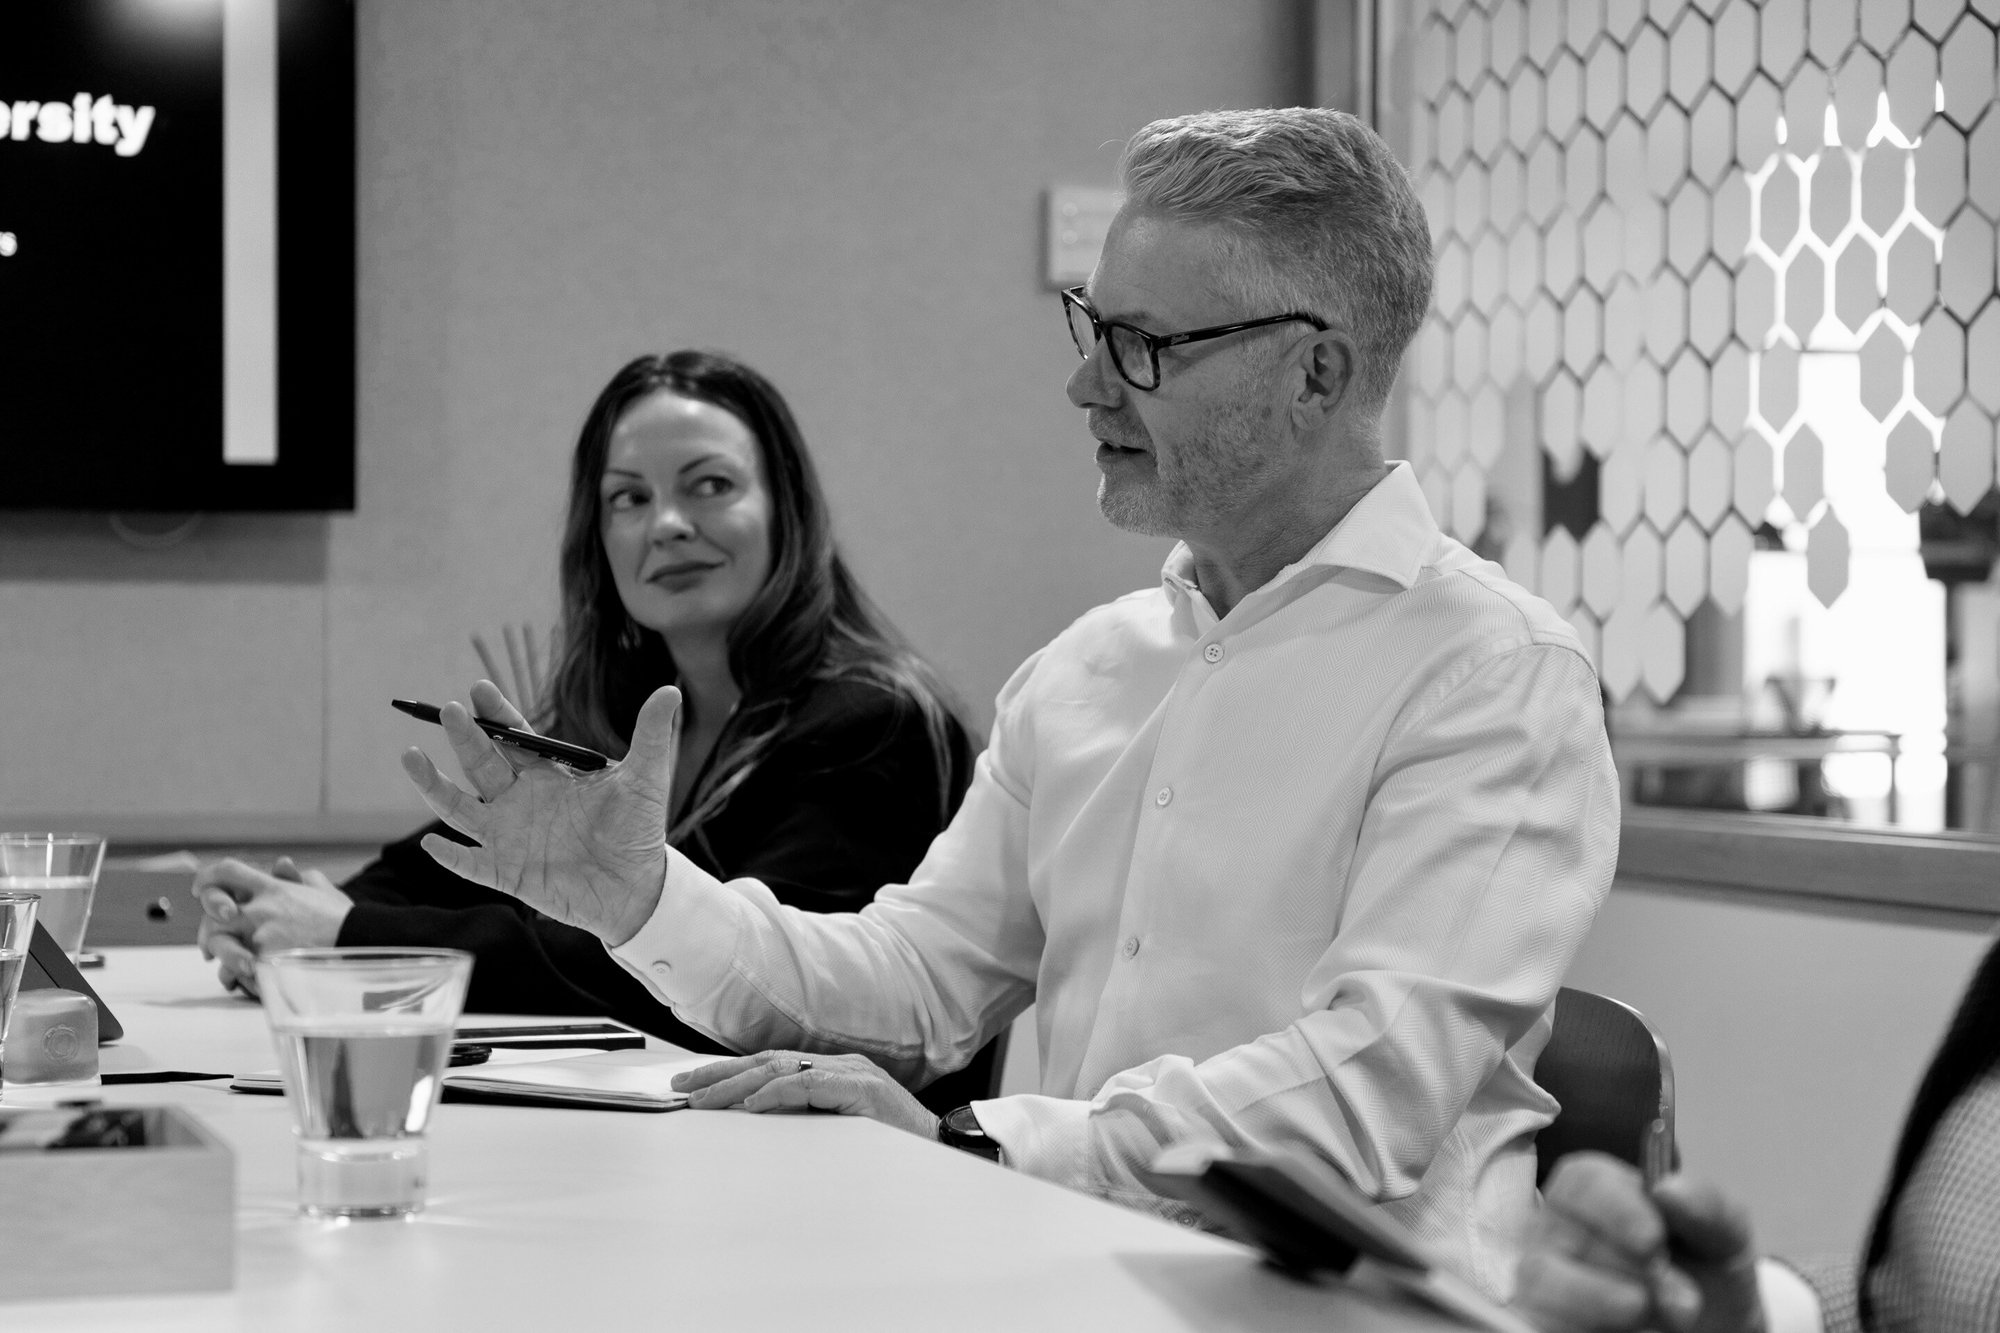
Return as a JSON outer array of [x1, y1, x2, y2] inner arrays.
[[945, 1105, 985, 1138]]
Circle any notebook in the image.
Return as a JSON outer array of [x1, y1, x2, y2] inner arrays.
[[231, 1046, 722, 1112]]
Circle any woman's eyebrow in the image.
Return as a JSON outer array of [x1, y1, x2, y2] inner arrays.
[[676, 451, 737, 477]]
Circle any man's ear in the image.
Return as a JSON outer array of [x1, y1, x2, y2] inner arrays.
[[1290, 329, 1358, 431]]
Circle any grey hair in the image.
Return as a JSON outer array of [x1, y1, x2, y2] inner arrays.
[[1118, 107, 1435, 415]]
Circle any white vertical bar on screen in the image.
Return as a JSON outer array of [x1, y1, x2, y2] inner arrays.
[[223, 0, 277, 465]]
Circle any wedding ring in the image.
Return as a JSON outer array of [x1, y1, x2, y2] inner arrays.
[[796, 1058, 813, 1074]]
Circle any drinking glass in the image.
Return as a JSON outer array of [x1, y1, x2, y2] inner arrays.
[[0, 834, 106, 958], [0, 893, 41, 1088], [254, 947, 473, 1218]]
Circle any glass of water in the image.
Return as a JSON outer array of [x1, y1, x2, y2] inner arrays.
[[0, 834, 105, 958], [0, 893, 40, 1087], [254, 947, 473, 1219]]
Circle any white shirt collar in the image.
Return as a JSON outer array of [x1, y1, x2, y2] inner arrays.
[[1159, 462, 1438, 606]]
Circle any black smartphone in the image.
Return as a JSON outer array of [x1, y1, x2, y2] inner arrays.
[[391, 699, 609, 771]]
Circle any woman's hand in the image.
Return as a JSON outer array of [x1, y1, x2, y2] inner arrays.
[[192, 856, 353, 996], [672, 1050, 941, 1139], [402, 680, 680, 945]]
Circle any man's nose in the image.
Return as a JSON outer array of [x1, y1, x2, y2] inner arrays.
[[1065, 340, 1121, 410]]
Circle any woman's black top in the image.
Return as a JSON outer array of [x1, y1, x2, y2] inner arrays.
[[336, 677, 974, 1056]]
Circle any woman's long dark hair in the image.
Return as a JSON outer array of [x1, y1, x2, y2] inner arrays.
[[538, 350, 966, 839], [1858, 929, 2000, 1326]]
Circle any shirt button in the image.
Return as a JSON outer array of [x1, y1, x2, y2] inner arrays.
[[1203, 642, 1223, 663], [1154, 786, 1172, 807], [650, 962, 670, 977], [1123, 936, 1141, 959]]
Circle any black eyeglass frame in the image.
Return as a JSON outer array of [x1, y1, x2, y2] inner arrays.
[[1060, 286, 1330, 390]]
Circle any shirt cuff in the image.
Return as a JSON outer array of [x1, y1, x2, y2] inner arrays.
[[968, 1094, 1092, 1184], [607, 844, 744, 1008], [1758, 1257, 1826, 1333]]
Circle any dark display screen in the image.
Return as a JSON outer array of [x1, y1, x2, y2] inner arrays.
[[0, 0, 353, 511]]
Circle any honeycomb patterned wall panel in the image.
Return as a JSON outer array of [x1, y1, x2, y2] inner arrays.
[[1387, 0, 2000, 703]]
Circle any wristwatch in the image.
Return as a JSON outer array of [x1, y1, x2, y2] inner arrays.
[[936, 1104, 1003, 1162]]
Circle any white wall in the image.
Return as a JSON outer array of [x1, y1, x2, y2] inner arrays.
[[1568, 884, 1992, 1259], [0, 0, 1311, 830]]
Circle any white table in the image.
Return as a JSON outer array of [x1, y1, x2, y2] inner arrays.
[[5, 948, 1462, 1331]]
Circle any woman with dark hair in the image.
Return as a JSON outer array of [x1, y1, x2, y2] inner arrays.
[[194, 351, 978, 1080], [1513, 931, 2000, 1332]]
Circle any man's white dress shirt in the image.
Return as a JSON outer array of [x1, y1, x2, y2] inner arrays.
[[614, 463, 1619, 1294]]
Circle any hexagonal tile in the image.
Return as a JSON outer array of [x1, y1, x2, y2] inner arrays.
[[1712, 340, 1752, 435], [1669, 9, 1714, 109], [1664, 344, 1708, 442], [1687, 433, 1733, 527], [1525, 138, 1564, 226], [1452, 462, 1490, 540], [1454, 164, 1490, 239], [1547, 49, 1585, 140], [1566, 605, 1602, 670], [1885, 225, 1939, 323], [1416, 18, 1455, 101], [1627, 24, 1668, 120], [1526, 0, 1565, 68], [1790, 60, 1835, 151], [1524, 292, 1563, 381], [1939, 401, 1997, 512], [1546, 210, 1583, 295], [1833, 237, 1881, 334], [1581, 522, 1625, 616], [1884, 411, 1937, 510], [1607, 115, 1649, 207], [1436, 389, 1470, 469], [1708, 513, 1754, 613], [1859, 147, 1909, 237], [1810, 150, 1854, 248], [1437, 86, 1472, 169], [1688, 87, 1735, 187], [1647, 271, 1692, 365], [1470, 384, 1507, 467], [1566, 127, 1605, 215], [1415, 319, 1451, 396], [1783, 423, 1826, 517], [1455, 8, 1491, 92], [1566, 286, 1604, 374], [1761, 0, 1807, 81], [1625, 198, 1666, 278], [1644, 103, 1689, 199], [1712, 172, 1754, 264], [1641, 602, 1687, 702], [1403, 391, 1434, 470], [1598, 600, 1645, 701], [1492, 0, 1526, 76], [1604, 278, 1645, 368], [1584, 202, 1625, 289], [1861, 0, 1915, 56], [1761, 157, 1804, 253], [1806, 508, 1851, 607], [1645, 437, 1689, 527], [1422, 170, 1454, 245], [1437, 239, 1471, 318], [1969, 113, 2000, 224], [1623, 522, 1666, 609], [1760, 342, 1801, 430], [1605, 0, 1646, 43], [1543, 371, 1585, 479], [1453, 315, 1490, 394], [1502, 525, 1541, 593], [1859, 321, 1909, 420], [1666, 180, 1712, 277], [1941, 212, 1997, 319], [1509, 223, 1544, 304], [1735, 432, 1777, 519], [1916, 119, 1969, 221], [1940, 15, 1997, 131], [1471, 230, 1508, 311], [1737, 75, 1784, 169], [1808, 0, 1859, 70], [1664, 518, 1708, 614], [1969, 301, 2000, 412], [1472, 78, 1508, 163], [1735, 258, 1778, 344], [1494, 151, 1528, 230], [1914, 0, 1961, 41], [1625, 358, 1667, 443], [1886, 33, 1942, 141], [1833, 50, 1887, 149], [1914, 308, 1967, 413], [1489, 304, 1525, 386], [1785, 248, 1827, 341], [1688, 258, 1733, 356], [1420, 462, 1453, 528], [1713, 0, 1760, 95], [1584, 362, 1625, 458], [1568, 0, 1605, 57], [1586, 40, 1625, 130], [1510, 68, 1546, 151]]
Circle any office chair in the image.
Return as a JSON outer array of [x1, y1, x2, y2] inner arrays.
[[1534, 986, 1676, 1186]]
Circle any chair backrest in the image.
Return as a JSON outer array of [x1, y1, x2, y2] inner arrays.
[[1534, 986, 1676, 1186]]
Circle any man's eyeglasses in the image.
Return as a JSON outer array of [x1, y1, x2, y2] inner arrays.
[[1060, 286, 1328, 391]]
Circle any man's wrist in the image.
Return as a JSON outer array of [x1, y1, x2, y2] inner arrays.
[[604, 853, 669, 947], [936, 1104, 1004, 1162]]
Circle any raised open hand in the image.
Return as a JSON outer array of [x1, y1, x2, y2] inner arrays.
[[401, 680, 682, 945]]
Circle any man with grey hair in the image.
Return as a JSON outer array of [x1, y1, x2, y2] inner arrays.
[[403, 107, 1618, 1294]]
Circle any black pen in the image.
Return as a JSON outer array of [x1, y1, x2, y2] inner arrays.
[[391, 699, 610, 771]]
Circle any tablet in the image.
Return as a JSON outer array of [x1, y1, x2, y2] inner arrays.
[[19, 921, 123, 1043]]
